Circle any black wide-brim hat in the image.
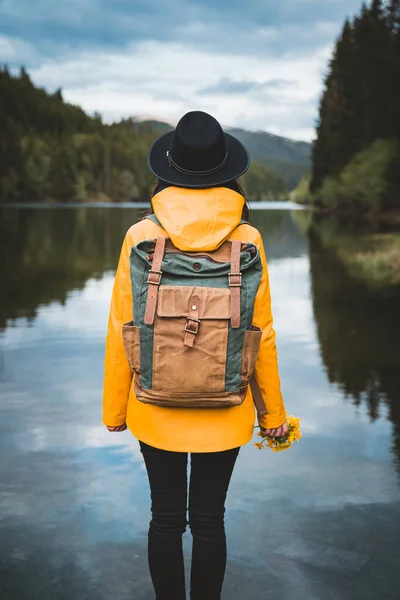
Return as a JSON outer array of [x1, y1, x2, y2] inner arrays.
[[147, 111, 250, 188]]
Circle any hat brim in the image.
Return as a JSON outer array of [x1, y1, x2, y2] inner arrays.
[[147, 131, 250, 188]]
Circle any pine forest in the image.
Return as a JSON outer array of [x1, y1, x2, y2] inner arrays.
[[293, 0, 400, 217]]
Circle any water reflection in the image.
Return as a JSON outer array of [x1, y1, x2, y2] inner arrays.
[[0, 206, 399, 600], [0, 206, 143, 328], [251, 209, 307, 260], [307, 221, 400, 471], [0, 206, 305, 330]]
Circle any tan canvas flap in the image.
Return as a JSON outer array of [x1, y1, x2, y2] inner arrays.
[[157, 286, 231, 319]]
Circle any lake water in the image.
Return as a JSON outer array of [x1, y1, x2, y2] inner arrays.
[[0, 205, 399, 600]]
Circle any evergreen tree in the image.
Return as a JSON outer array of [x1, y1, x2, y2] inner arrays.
[[387, 0, 400, 136], [387, 0, 400, 31], [311, 20, 357, 192], [0, 66, 289, 203], [353, 0, 392, 142], [310, 0, 400, 210]]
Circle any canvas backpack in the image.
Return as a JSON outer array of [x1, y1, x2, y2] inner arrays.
[[122, 215, 267, 415]]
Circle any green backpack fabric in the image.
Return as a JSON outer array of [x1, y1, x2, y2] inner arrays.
[[122, 215, 265, 410]]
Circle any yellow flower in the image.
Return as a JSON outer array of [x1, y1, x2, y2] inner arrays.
[[254, 414, 302, 453]]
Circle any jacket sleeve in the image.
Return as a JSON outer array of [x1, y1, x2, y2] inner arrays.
[[252, 233, 286, 429], [102, 233, 133, 426]]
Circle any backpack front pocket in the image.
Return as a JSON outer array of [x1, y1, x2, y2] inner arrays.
[[122, 322, 141, 374], [152, 286, 230, 394]]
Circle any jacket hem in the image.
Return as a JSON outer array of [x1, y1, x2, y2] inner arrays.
[[127, 419, 252, 453]]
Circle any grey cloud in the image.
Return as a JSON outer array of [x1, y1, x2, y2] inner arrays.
[[232, 99, 316, 137], [0, 0, 363, 139], [0, 0, 364, 68], [198, 77, 296, 95]]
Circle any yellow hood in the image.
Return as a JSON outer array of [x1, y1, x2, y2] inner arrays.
[[151, 186, 245, 251]]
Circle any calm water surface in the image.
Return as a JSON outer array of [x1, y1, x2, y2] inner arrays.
[[0, 205, 399, 600]]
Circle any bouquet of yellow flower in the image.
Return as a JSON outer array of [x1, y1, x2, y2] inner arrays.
[[254, 413, 301, 452]]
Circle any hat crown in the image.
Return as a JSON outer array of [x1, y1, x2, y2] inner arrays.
[[170, 111, 227, 174]]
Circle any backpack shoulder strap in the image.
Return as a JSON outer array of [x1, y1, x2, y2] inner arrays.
[[229, 240, 242, 329], [145, 214, 164, 229], [144, 237, 167, 326]]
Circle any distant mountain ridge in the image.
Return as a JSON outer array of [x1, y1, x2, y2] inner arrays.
[[138, 120, 311, 189], [227, 127, 311, 165], [0, 67, 305, 202]]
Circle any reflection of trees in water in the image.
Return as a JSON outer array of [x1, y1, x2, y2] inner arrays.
[[251, 210, 307, 260], [308, 227, 400, 470], [0, 207, 143, 329], [0, 207, 307, 330]]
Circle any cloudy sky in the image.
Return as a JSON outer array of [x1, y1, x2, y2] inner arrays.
[[1, 0, 363, 141]]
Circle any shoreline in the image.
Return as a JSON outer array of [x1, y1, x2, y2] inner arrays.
[[291, 203, 400, 229], [0, 200, 305, 211]]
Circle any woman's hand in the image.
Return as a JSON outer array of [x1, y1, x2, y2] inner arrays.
[[106, 424, 127, 432], [260, 422, 288, 438]]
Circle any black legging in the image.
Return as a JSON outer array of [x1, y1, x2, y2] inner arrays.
[[139, 441, 240, 600]]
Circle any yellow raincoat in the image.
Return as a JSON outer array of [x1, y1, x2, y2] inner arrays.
[[103, 186, 286, 452]]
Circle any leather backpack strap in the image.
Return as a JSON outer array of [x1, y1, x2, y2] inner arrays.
[[183, 294, 200, 347], [144, 237, 166, 326], [250, 376, 268, 417], [229, 240, 242, 329]]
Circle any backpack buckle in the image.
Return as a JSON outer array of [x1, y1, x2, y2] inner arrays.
[[228, 272, 242, 287], [147, 269, 163, 285], [184, 317, 200, 335]]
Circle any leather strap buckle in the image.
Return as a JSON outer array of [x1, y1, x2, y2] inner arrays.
[[147, 269, 163, 285], [228, 272, 242, 287], [184, 317, 200, 335]]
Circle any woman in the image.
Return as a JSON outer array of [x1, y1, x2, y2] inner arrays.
[[102, 111, 287, 600]]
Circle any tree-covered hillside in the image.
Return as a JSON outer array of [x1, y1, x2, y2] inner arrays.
[[294, 0, 400, 215], [0, 67, 289, 203], [0, 66, 159, 203], [228, 127, 310, 189]]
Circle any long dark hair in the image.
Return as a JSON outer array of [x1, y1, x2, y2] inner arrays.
[[149, 180, 250, 222]]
